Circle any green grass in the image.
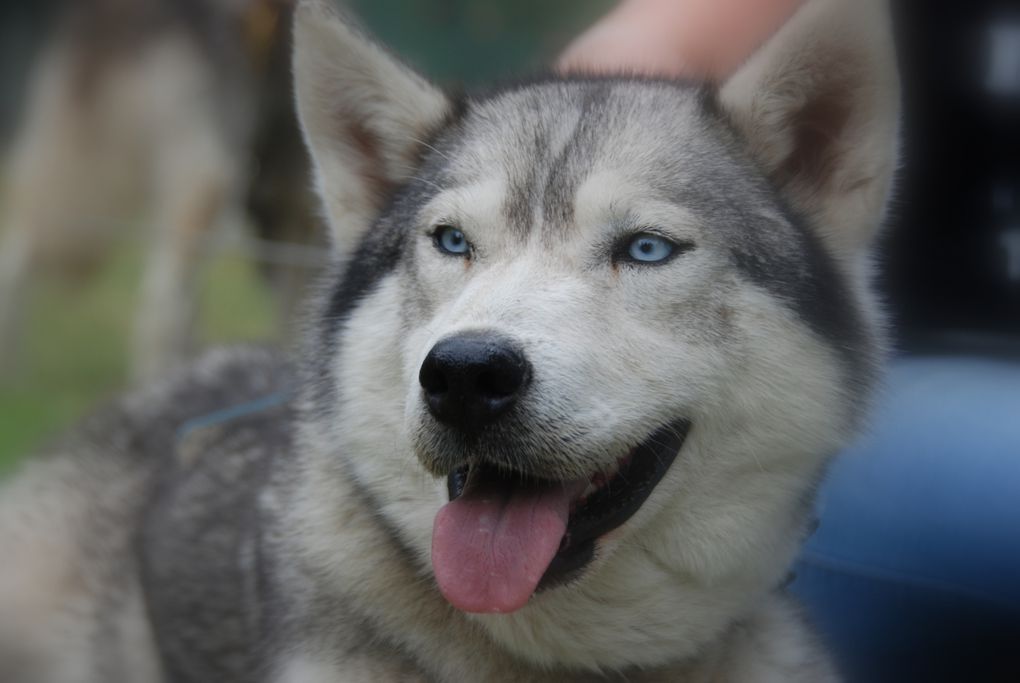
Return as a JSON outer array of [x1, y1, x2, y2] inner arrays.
[[0, 244, 277, 473]]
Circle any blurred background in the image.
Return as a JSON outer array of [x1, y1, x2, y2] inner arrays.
[[0, 0, 612, 471], [887, 0, 1020, 350], [0, 2, 1017, 679], [4, 0, 1017, 466]]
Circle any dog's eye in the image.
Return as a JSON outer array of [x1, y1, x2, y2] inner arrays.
[[623, 233, 676, 264], [434, 225, 470, 256]]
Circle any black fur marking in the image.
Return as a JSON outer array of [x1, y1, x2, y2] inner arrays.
[[319, 226, 403, 345], [496, 84, 607, 234], [539, 86, 607, 230], [733, 204, 874, 385], [304, 227, 404, 413], [315, 87, 469, 341], [495, 92, 551, 237], [308, 101, 468, 410], [479, 77, 708, 239], [682, 105, 875, 389]]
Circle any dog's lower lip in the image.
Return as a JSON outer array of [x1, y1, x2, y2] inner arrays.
[[445, 419, 690, 591]]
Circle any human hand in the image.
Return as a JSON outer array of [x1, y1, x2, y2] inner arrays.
[[558, 0, 806, 80]]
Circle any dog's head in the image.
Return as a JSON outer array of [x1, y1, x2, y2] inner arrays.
[[294, 0, 897, 670]]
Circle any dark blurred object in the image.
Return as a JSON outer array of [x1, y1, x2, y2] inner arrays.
[[244, 1, 324, 315], [795, 6, 1020, 680], [0, 1, 59, 138], [886, 0, 1020, 354], [793, 357, 1020, 683]]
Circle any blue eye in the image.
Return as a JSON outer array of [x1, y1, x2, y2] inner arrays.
[[434, 225, 470, 256], [625, 233, 675, 263]]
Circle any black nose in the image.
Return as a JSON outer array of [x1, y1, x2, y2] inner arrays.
[[419, 333, 531, 431]]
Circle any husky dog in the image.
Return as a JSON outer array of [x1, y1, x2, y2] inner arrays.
[[0, 0, 318, 382], [0, 0, 899, 680]]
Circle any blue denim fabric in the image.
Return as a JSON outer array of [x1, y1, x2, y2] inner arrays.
[[791, 357, 1020, 682]]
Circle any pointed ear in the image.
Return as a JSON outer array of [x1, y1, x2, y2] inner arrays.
[[720, 0, 899, 259], [293, 0, 452, 256]]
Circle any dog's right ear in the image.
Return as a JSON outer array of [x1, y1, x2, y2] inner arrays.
[[719, 0, 899, 262], [294, 0, 452, 256]]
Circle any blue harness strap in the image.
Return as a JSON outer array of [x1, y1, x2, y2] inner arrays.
[[175, 391, 291, 443]]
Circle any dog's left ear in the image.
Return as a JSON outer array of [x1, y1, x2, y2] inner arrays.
[[293, 0, 452, 256], [720, 0, 899, 260]]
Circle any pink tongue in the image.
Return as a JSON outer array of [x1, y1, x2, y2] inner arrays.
[[431, 477, 577, 614]]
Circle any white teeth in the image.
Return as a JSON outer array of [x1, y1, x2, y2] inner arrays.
[[577, 458, 623, 501], [570, 449, 638, 510]]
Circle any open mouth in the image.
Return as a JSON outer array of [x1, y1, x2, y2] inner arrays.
[[431, 420, 690, 614]]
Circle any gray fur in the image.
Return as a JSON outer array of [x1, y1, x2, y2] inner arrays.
[[0, 0, 898, 680]]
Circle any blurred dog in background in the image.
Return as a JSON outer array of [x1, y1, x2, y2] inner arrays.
[[0, 0, 320, 382]]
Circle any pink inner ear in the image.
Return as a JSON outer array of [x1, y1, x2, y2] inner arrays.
[[344, 120, 395, 201], [775, 71, 857, 194]]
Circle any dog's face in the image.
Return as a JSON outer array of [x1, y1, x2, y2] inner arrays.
[[295, 0, 897, 670]]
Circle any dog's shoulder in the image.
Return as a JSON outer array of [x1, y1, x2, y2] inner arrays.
[[130, 347, 297, 682], [0, 346, 294, 683]]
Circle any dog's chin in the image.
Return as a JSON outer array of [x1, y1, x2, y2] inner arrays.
[[427, 419, 690, 613]]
